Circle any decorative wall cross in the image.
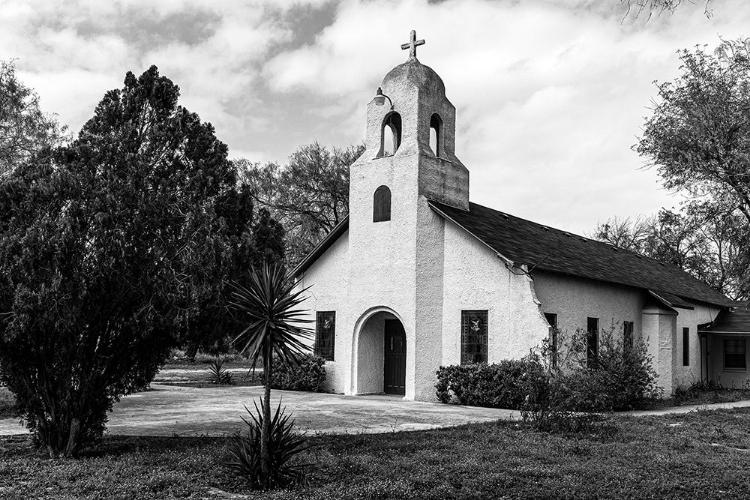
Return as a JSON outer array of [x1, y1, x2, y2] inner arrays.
[[401, 30, 425, 59]]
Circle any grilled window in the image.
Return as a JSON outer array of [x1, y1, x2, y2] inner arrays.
[[315, 311, 335, 361], [587, 317, 599, 368], [461, 310, 488, 365], [624, 321, 634, 351]]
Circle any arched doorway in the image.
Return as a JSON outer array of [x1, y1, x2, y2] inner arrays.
[[354, 309, 407, 395]]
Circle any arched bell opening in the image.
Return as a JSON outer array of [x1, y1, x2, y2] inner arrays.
[[379, 112, 402, 157], [429, 113, 443, 158]]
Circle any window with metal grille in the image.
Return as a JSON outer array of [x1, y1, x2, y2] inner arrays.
[[623, 321, 634, 351], [587, 317, 599, 368], [724, 338, 746, 370], [461, 310, 488, 365], [315, 311, 335, 361]]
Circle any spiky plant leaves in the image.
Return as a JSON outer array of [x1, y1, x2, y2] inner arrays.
[[228, 264, 312, 371], [224, 399, 309, 490], [228, 263, 313, 489], [207, 356, 233, 385]]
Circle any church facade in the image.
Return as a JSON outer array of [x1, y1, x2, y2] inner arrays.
[[293, 33, 744, 401]]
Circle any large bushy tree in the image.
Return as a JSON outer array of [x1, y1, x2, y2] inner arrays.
[[0, 66, 283, 457], [240, 142, 363, 266], [0, 60, 68, 176], [629, 38, 750, 300]]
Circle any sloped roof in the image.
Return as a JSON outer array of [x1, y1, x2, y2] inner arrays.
[[429, 200, 733, 308], [699, 302, 750, 334]]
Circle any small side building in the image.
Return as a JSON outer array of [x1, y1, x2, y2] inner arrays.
[[293, 34, 738, 401]]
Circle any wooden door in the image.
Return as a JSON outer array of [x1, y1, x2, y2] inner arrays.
[[384, 320, 406, 395]]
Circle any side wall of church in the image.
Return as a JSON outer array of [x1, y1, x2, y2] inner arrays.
[[532, 271, 723, 393], [295, 231, 351, 394], [441, 220, 550, 366], [532, 271, 646, 347]]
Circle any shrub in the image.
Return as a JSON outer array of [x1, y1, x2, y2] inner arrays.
[[560, 326, 661, 411], [435, 359, 546, 409], [206, 356, 234, 385], [269, 354, 326, 392], [437, 323, 660, 432], [224, 399, 308, 490]]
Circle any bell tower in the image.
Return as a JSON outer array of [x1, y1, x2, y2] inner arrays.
[[345, 32, 469, 400], [358, 30, 469, 209]]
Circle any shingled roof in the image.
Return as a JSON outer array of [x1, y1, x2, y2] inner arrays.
[[429, 200, 733, 308], [699, 302, 750, 334]]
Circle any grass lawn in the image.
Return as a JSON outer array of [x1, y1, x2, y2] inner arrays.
[[2, 408, 750, 499]]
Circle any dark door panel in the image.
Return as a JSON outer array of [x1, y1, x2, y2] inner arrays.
[[384, 320, 406, 395]]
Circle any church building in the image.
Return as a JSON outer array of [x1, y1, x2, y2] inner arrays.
[[293, 32, 744, 401]]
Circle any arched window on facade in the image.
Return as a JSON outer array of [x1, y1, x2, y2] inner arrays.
[[429, 113, 443, 157], [380, 112, 402, 156], [373, 185, 391, 222]]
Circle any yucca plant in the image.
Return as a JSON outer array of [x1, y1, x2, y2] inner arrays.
[[225, 399, 309, 489], [207, 356, 234, 385], [228, 264, 312, 489]]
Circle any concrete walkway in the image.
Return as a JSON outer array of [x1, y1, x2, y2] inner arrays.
[[2, 384, 750, 438], [0, 383, 519, 437]]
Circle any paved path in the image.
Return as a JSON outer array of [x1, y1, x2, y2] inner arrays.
[[0, 384, 519, 437], [3, 382, 750, 438]]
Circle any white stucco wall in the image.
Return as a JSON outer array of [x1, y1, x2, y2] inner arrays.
[[441, 220, 549, 366], [532, 271, 646, 347], [295, 230, 350, 393], [673, 303, 721, 388]]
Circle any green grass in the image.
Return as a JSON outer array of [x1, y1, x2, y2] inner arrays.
[[154, 366, 262, 388], [3, 408, 750, 499], [644, 387, 750, 410]]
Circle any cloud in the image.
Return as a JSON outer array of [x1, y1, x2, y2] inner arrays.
[[4, 0, 750, 235]]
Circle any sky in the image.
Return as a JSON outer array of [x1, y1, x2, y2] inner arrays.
[[1, 0, 748, 235]]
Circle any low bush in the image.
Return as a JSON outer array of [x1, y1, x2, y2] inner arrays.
[[224, 399, 308, 490], [435, 359, 546, 409], [438, 324, 661, 432], [206, 356, 234, 385], [269, 354, 326, 392]]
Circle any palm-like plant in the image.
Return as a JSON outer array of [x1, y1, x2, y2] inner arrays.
[[229, 264, 312, 489]]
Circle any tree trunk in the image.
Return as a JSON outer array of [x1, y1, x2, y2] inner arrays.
[[64, 417, 81, 458], [261, 341, 272, 488]]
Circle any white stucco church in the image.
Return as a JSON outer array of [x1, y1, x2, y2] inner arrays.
[[293, 32, 746, 401]]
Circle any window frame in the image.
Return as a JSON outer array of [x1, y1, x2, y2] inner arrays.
[[683, 327, 690, 367], [586, 317, 599, 368], [461, 310, 488, 365], [623, 321, 634, 352], [723, 338, 746, 371], [373, 185, 392, 222], [544, 313, 558, 368], [314, 311, 336, 361]]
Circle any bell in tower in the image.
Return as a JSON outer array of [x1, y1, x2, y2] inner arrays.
[[358, 30, 470, 211]]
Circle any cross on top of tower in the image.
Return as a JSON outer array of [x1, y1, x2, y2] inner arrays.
[[401, 30, 425, 60]]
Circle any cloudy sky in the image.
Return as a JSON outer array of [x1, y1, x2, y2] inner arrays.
[[1, 0, 747, 234]]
